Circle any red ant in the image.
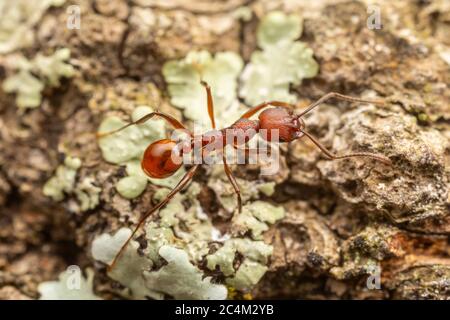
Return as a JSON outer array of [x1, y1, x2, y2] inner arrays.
[[97, 81, 391, 270]]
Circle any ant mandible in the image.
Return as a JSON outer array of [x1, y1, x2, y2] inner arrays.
[[97, 81, 391, 270]]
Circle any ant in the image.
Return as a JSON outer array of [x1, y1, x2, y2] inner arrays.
[[97, 81, 391, 270]]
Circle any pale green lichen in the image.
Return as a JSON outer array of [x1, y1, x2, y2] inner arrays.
[[98, 105, 184, 199], [3, 69, 44, 108], [0, 0, 66, 54], [207, 238, 272, 277], [33, 48, 76, 87], [92, 181, 278, 298], [162, 50, 244, 129], [208, 166, 277, 213], [43, 156, 81, 202], [143, 245, 227, 300], [3, 48, 75, 109], [232, 6, 252, 22], [91, 183, 227, 300], [38, 268, 101, 300], [206, 238, 273, 291], [91, 227, 156, 299], [43, 156, 100, 211], [232, 201, 285, 239], [240, 11, 319, 105], [74, 177, 101, 211], [226, 260, 268, 291]]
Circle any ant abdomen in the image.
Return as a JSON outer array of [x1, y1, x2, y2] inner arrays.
[[141, 139, 183, 178]]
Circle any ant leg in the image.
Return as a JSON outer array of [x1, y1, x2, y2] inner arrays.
[[239, 101, 295, 119], [200, 81, 216, 129], [222, 152, 242, 213], [296, 92, 384, 117], [97, 111, 191, 138], [107, 165, 199, 271], [301, 130, 391, 165]]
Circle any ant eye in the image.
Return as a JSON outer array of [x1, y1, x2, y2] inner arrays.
[[141, 139, 182, 178]]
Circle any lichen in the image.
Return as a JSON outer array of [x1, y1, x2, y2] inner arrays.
[[43, 156, 81, 202], [226, 260, 268, 292], [206, 238, 272, 281], [232, 201, 285, 239], [91, 181, 277, 299], [91, 183, 227, 299], [74, 177, 101, 211], [239, 11, 319, 105], [98, 105, 183, 199], [3, 48, 75, 109], [0, 0, 66, 54], [43, 156, 100, 212], [91, 228, 154, 299], [208, 166, 276, 213], [143, 245, 227, 300], [162, 50, 244, 129], [38, 268, 101, 300]]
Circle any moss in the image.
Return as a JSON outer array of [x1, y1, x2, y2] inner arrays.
[[3, 48, 75, 109], [162, 50, 244, 129], [239, 11, 318, 105]]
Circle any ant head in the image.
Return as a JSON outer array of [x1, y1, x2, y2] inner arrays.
[[258, 107, 305, 142], [141, 139, 183, 178]]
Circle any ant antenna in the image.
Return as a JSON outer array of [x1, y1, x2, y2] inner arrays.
[[296, 92, 385, 118], [301, 130, 391, 165]]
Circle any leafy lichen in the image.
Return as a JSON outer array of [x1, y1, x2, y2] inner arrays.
[[43, 156, 100, 212], [43, 156, 81, 202], [206, 238, 272, 280], [91, 227, 155, 299], [208, 166, 276, 213], [143, 245, 227, 300], [3, 48, 75, 109], [98, 105, 183, 199], [74, 177, 101, 211], [162, 50, 244, 129], [0, 0, 66, 54], [226, 260, 268, 292], [239, 11, 319, 105], [232, 201, 285, 239], [91, 181, 279, 299]]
